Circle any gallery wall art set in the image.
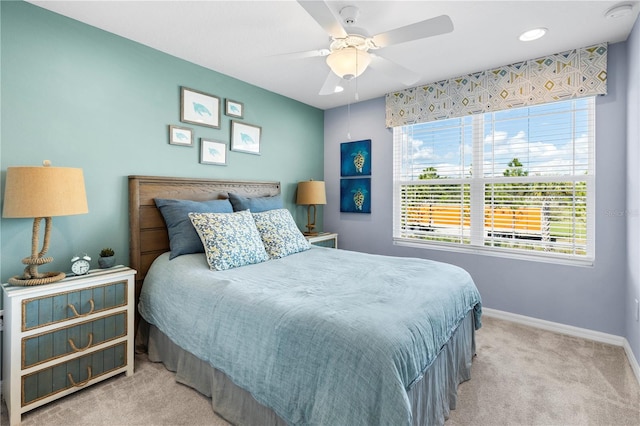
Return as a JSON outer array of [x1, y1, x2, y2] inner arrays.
[[168, 86, 262, 166]]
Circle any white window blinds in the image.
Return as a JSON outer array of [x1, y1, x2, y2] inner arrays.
[[393, 97, 595, 263]]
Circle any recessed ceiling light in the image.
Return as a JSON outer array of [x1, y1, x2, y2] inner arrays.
[[334, 85, 344, 93], [519, 27, 547, 42], [605, 3, 633, 18]]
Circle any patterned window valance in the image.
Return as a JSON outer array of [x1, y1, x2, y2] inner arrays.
[[385, 43, 607, 128]]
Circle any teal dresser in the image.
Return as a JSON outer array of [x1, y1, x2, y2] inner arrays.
[[2, 267, 136, 425]]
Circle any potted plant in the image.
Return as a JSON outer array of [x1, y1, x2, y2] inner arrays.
[[98, 247, 116, 268]]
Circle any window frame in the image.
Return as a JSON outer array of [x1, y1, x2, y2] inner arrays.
[[392, 97, 595, 267]]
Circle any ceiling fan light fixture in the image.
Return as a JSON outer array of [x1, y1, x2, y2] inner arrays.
[[326, 47, 371, 80]]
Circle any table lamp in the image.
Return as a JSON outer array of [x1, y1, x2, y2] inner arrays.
[[296, 180, 326, 236], [3, 161, 88, 286]]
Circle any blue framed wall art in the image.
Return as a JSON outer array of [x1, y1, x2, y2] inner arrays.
[[340, 178, 371, 213], [340, 139, 371, 177]]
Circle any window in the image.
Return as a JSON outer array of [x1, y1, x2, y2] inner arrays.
[[393, 97, 595, 264]]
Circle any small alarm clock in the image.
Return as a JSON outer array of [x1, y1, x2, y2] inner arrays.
[[71, 254, 92, 276]]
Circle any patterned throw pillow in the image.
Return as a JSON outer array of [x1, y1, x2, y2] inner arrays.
[[252, 209, 311, 259], [189, 210, 268, 271]]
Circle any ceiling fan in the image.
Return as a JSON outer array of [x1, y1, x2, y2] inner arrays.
[[296, 0, 454, 95]]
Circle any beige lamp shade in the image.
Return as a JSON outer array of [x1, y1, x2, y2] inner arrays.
[[296, 180, 327, 205], [3, 165, 88, 218]]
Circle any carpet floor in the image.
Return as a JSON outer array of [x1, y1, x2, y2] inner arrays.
[[2, 316, 639, 425]]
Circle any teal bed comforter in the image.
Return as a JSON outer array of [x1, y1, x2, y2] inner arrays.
[[139, 247, 482, 425]]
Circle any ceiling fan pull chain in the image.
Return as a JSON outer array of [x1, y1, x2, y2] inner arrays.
[[347, 84, 352, 140], [347, 100, 351, 140], [355, 49, 360, 102]]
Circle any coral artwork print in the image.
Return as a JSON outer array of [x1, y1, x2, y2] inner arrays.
[[341, 139, 371, 177]]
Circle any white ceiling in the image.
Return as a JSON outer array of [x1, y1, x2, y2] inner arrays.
[[28, 0, 640, 110]]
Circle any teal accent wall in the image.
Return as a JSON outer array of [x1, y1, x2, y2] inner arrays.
[[0, 1, 324, 283]]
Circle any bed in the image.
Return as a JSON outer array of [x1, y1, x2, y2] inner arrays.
[[129, 175, 482, 426]]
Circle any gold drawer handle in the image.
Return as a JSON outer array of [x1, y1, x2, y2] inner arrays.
[[67, 299, 95, 317], [67, 366, 92, 388], [68, 332, 93, 352]]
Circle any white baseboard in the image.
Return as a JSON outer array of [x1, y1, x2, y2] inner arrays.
[[622, 339, 640, 387], [482, 307, 640, 386]]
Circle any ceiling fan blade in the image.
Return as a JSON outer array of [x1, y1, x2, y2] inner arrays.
[[269, 48, 330, 60], [319, 71, 343, 96], [372, 15, 454, 48], [297, 0, 347, 39], [368, 53, 421, 86]]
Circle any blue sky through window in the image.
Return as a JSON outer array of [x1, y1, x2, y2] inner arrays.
[[407, 98, 591, 180]]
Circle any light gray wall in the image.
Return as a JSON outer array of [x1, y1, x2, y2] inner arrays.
[[626, 16, 640, 363], [324, 42, 629, 339]]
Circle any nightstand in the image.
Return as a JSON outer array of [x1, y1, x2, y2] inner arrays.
[[305, 232, 338, 248], [2, 266, 136, 426]]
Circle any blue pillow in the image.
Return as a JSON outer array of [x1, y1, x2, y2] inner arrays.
[[228, 193, 283, 212], [155, 198, 233, 259]]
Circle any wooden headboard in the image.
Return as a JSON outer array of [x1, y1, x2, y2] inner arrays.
[[128, 175, 281, 299]]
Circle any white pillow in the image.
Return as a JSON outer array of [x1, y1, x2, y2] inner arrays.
[[252, 209, 311, 259], [189, 210, 268, 271]]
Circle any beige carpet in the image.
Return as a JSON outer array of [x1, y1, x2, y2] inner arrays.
[[2, 316, 639, 425]]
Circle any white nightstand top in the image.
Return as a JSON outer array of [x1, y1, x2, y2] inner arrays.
[[305, 232, 338, 248]]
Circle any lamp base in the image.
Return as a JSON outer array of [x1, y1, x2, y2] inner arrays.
[[305, 205, 318, 236], [7, 216, 66, 286], [8, 271, 66, 286], [303, 231, 320, 236]]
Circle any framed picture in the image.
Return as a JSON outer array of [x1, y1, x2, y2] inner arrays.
[[200, 139, 227, 165], [340, 178, 371, 213], [180, 87, 220, 129], [341, 139, 371, 176], [225, 99, 244, 118], [231, 120, 261, 155], [168, 125, 194, 146]]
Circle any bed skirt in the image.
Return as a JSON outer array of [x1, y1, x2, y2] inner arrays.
[[138, 310, 476, 426]]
